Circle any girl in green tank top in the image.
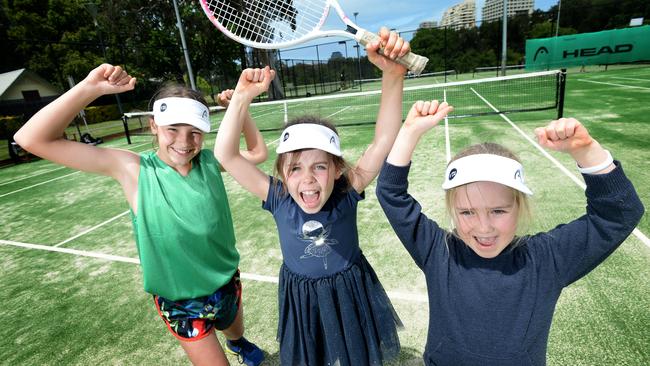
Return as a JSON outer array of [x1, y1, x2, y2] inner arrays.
[[14, 64, 266, 366]]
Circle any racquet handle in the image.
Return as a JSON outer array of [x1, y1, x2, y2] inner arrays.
[[356, 30, 429, 75]]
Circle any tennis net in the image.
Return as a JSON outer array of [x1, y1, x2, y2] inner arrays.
[[354, 69, 458, 89], [123, 69, 565, 140]]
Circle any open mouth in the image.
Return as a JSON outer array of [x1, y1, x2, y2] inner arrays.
[[300, 190, 321, 209], [474, 236, 497, 248]]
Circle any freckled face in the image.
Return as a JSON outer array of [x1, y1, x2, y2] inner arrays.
[[283, 149, 342, 214], [453, 181, 519, 258]]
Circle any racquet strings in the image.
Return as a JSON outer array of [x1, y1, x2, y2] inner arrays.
[[205, 0, 328, 45]]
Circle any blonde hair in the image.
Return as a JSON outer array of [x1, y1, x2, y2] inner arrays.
[[444, 142, 532, 248], [273, 116, 353, 194]]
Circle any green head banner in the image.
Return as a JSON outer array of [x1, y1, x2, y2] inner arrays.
[[525, 25, 650, 70]]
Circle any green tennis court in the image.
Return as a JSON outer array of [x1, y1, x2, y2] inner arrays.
[[1, 66, 649, 365]]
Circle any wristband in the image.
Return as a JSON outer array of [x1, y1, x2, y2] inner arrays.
[[577, 150, 613, 174]]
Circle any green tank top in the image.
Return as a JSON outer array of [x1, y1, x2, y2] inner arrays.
[[131, 150, 239, 300]]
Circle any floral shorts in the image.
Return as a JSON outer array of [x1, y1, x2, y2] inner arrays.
[[154, 271, 241, 341]]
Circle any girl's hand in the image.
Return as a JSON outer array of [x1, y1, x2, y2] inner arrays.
[[387, 100, 453, 166], [366, 27, 410, 75], [216, 89, 234, 107], [534, 118, 594, 153], [234, 67, 275, 102], [535, 118, 614, 173], [82, 64, 136, 95], [402, 100, 453, 136]]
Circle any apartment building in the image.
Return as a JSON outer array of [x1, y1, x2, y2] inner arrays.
[[440, 0, 477, 30], [482, 0, 534, 23]]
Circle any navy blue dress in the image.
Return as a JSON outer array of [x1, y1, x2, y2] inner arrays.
[[263, 177, 402, 366]]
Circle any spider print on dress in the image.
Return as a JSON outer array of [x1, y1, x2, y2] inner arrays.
[[299, 220, 338, 270]]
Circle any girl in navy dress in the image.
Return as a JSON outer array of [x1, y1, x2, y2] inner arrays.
[[216, 28, 410, 365]]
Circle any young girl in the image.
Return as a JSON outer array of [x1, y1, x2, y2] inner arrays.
[[215, 29, 409, 365], [376, 101, 644, 365], [13, 64, 265, 366]]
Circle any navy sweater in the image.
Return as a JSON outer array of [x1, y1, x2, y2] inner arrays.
[[376, 161, 644, 366]]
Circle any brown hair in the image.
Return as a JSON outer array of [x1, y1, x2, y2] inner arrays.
[[273, 116, 353, 194], [148, 82, 209, 109], [148, 82, 209, 148], [444, 142, 532, 248]]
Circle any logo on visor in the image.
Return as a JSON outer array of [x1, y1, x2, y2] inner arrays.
[[160, 103, 167, 112], [448, 168, 457, 181], [283, 132, 290, 142], [202, 110, 208, 119], [330, 136, 335, 145], [514, 169, 523, 181]]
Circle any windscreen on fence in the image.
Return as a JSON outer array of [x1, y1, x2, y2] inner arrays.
[[525, 25, 650, 71]]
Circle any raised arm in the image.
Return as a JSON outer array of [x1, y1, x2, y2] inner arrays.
[[377, 100, 453, 267], [13, 64, 138, 179], [349, 28, 409, 192], [534, 117, 614, 175], [214, 67, 274, 200], [216, 88, 267, 165], [533, 118, 643, 284], [386, 100, 453, 167]]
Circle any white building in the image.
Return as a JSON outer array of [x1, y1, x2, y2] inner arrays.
[[440, 0, 476, 30], [482, 0, 534, 23], [0, 69, 60, 102], [419, 21, 438, 29]]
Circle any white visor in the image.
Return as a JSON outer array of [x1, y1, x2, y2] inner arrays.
[[276, 123, 342, 157], [442, 154, 533, 195], [152, 97, 210, 133]]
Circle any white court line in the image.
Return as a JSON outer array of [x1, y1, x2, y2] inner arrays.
[[0, 166, 67, 187], [250, 110, 277, 119], [55, 210, 130, 247], [611, 77, 649, 82], [578, 79, 650, 90], [443, 90, 451, 163], [470, 87, 650, 250], [0, 171, 81, 199], [46, 142, 153, 243], [0, 142, 149, 192], [0, 143, 151, 198], [326, 106, 351, 118], [124, 141, 153, 150], [0, 239, 428, 303], [0, 142, 155, 243], [1, 239, 139, 264]]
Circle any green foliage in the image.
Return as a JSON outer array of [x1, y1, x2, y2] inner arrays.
[[1, 0, 242, 96], [0, 115, 23, 140], [82, 105, 121, 125]]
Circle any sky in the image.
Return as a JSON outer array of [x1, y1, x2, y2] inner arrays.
[[277, 0, 560, 60], [351, 0, 559, 33]]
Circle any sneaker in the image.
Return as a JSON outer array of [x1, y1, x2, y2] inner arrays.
[[225, 337, 264, 366]]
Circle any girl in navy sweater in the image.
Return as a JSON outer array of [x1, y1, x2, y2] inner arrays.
[[376, 100, 644, 365]]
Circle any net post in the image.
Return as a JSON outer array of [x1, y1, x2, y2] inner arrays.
[[557, 69, 567, 119], [122, 115, 132, 145]]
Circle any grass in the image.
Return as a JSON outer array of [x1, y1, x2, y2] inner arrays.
[[1, 66, 649, 365]]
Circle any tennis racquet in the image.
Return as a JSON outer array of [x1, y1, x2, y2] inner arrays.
[[198, 0, 429, 75]]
